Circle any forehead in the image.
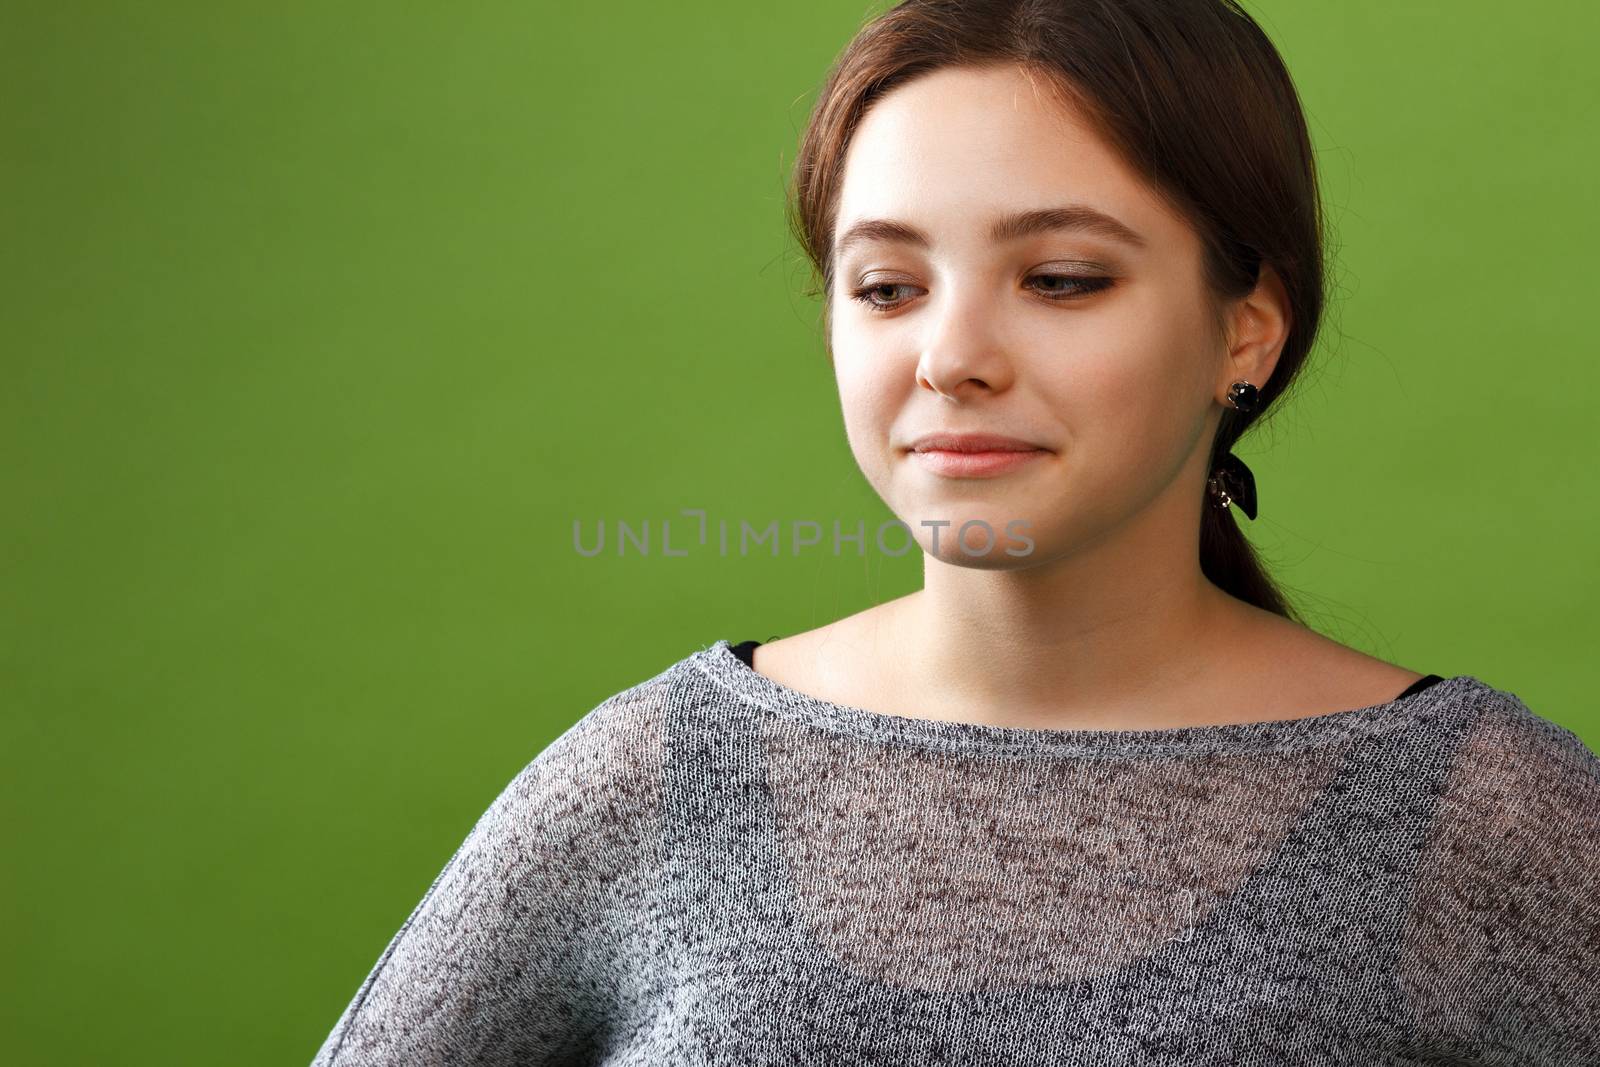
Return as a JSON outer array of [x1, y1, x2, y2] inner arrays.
[[833, 64, 1186, 252]]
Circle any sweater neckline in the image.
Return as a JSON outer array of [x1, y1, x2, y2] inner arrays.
[[689, 638, 1482, 758]]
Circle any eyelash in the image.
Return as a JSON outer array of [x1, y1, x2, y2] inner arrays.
[[847, 274, 1115, 314]]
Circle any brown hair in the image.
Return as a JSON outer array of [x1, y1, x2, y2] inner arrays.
[[786, 0, 1325, 621]]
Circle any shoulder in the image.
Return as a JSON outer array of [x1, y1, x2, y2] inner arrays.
[[742, 600, 907, 705], [1400, 681, 1600, 1057], [1248, 615, 1431, 709], [493, 658, 686, 827], [1439, 682, 1599, 836], [312, 661, 694, 1065], [1429, 682, 1599, 929], [416, 657, 696, 908]]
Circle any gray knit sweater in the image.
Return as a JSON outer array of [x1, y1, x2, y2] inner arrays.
[[311, 639, 1600, 1065]]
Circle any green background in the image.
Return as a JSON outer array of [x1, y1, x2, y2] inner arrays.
[[3, 1, 1595, 1061]]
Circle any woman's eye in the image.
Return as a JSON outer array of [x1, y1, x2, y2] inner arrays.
[[1030, 274, 1115, 299], [847, 274, 1113, 313], [850, 283, 913, 310]]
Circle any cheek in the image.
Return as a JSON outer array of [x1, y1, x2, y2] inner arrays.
[[1034, 317, 1209, 483], [832, 355, 905, 474], [832, 327, 906, 415]]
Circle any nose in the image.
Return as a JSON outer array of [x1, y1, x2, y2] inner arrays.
[[914, 288, 1018, 401]]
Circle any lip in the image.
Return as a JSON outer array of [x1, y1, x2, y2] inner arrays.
[[905, 432, 1051, 478], [907, 431, 1047, 454], [910, 449, 1047, 477]]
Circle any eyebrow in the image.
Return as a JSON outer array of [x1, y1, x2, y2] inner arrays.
[[834, 204, 1148, 259]]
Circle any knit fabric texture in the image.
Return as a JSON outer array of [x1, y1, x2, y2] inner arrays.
[[311, 639, 1600, 1066]]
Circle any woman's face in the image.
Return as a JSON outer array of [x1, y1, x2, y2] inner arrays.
[[829, 63, 1236, 568]]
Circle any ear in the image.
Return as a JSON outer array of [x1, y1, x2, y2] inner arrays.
[[1218, 261, 1292, 397]]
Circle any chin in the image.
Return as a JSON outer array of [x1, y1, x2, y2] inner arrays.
[[922, 545, 1043, 571], [899, 509, 1042, 565]]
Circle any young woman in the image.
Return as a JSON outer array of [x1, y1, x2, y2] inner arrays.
[[312, 1, 1599, 1063]]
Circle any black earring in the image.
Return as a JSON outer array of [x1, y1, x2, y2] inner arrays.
[[1207, 452, 1257, 520], [1208, 380, 1261, 519], [1225, 380, 1259, 413]]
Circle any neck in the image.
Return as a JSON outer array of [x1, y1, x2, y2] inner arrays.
[[885, 492, 1260, 730]]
